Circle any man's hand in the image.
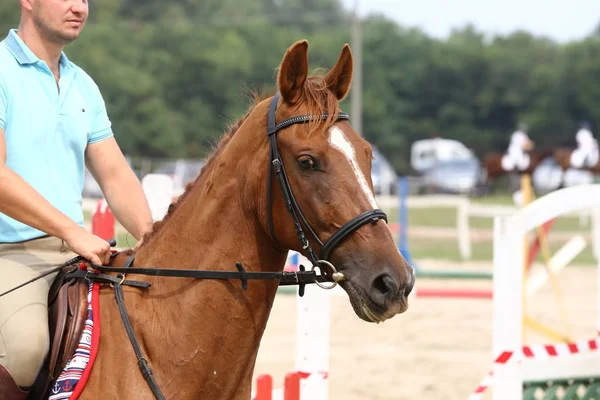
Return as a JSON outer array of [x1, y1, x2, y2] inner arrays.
[[63, 227, 112, 265], [134, 235, 145, 250]]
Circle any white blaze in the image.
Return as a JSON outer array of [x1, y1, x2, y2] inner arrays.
[[328, 126, 378, 208]]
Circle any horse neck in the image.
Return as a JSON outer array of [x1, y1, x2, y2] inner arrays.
[[121, 112, 289, 397], [535, 148, 554, 159]]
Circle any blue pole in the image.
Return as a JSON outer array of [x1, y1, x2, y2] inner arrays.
[[398, 176, 416, 268]]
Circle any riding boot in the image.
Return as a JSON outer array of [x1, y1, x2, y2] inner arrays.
[[0, 364, 29, 400]]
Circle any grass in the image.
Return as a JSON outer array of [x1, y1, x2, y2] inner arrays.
[[115, 232, 138, 249], [471, 194, 516, 205]]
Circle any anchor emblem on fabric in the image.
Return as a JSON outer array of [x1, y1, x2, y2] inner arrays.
[[52, 382, 60, 394], [62, 381, 75, 391]]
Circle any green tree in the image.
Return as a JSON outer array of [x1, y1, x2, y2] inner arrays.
[[3, 0, 600, 174]]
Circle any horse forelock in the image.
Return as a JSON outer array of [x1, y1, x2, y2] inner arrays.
[[302, 75, 340, 133]]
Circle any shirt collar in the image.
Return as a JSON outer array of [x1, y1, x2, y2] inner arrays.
[[4, 29, 73, 71]]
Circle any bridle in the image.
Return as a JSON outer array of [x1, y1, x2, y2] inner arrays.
[[266, 92, 388, 288], [0, 92, 390, 400]]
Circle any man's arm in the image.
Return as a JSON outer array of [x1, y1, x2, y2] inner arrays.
[[0, 128, 79, 238], [0, 129, 111, 264], [85, 137, 153, 241]]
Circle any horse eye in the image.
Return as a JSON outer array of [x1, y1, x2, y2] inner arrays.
[[298, 156, 316, 170]]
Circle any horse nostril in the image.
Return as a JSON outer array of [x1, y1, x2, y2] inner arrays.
[[372, 274, 399, 300]]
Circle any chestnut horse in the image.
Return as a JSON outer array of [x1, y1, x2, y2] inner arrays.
[[73, 41, 414, 399], [482, 148, 555, 187], [554, 147, 600, 173]]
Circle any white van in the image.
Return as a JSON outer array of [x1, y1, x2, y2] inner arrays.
[[371, 147, 398, 195], [410, 138, 475, 173]]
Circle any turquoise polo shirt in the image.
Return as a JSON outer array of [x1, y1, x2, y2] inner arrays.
[[0, 29, 114, 243]]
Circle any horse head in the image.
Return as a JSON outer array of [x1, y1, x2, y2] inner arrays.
[[264, 40, 414, 322]]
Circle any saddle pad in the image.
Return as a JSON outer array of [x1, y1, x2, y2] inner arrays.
[[48, 281, 100, 400]]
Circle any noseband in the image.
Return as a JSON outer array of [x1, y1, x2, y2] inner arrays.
[[266, 92, 388, 288]]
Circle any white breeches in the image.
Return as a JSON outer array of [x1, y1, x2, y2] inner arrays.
[[570, 146, 599, 168], [502, 148, 530, 171]]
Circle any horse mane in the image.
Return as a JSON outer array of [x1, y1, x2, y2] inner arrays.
[[138, 73, 339, 247]]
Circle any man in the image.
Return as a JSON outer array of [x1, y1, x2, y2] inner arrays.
[[502, 123, 534, 171], [0, 0, 154, 397], [570, 121, 598, 169]]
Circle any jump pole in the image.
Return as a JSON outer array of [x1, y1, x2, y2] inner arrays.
[[254, 372, 314, 400], [526, 219, 556, 270], [397, 177, 414, 265], [520, 174, 573, 342], [91, 198, 115, 240], [141, 173, 175, 222], [256, 252, 330, 399]]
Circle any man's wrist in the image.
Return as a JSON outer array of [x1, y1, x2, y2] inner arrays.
[[55, 220, 84, 242]]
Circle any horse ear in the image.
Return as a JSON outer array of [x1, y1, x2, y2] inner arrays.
[[278, 40, 309, 105], [325, 44, 353, 101]]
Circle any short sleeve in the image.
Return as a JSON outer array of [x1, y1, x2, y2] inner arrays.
[[87, 81, 113, 144], [0, 73, 7, 130]]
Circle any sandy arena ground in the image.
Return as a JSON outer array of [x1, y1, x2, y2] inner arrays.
[[252, 259, 599, 400]]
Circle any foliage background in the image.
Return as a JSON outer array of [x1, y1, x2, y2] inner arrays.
[[1, 0, 599, 173]]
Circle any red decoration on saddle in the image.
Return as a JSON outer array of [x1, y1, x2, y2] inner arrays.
[[49, 282, 101, 400]]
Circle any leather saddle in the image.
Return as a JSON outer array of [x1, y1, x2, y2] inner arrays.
[[28, 250, 136, 399], [28, 264, 89, 400]]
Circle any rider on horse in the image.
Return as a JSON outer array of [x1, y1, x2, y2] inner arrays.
[[0, 2, 152, 398], [570, 121, 598, 169], [502, 123, 534, 171]]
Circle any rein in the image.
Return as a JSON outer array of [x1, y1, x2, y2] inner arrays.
[[90, 258, 334, 293], [84, 253, 335, 400]]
